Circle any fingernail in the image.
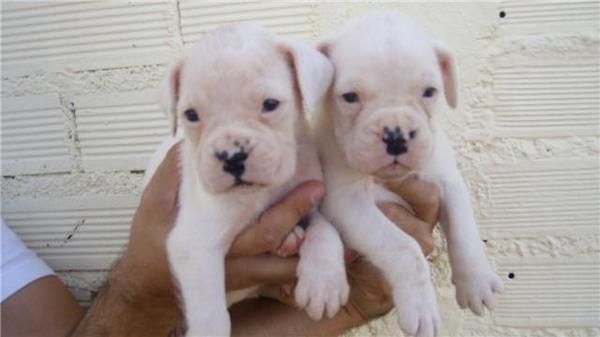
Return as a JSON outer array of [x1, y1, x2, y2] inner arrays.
[[281, 284, 292, 297], [297, 235, 305, 248], [308, 184, 325, 204], [344, 249, 359, 263], [277, 247, 289, 258]]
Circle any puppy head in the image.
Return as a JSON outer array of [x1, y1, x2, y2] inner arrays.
[[159, 24, 332, 193], [319, 12, 457, 178]]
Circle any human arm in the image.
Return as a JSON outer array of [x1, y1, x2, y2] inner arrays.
[[71, 144, 324, 337], [1, 275, 84, 337], [1, 219, 84, 337]]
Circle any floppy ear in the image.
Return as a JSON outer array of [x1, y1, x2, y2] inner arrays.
[[278, 39, 334, 114], [158, 60, 182, 136], [433, 40, 458, 108], [316, 31, 342, 58]]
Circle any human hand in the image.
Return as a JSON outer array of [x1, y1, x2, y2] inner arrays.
[[225, 179, 324, 291], [73, 145, 324, 336], [276, 176, 441, 326], [96, 143, 323, 336], [379, 176, 440, 256], [344, 176, 441, 324]]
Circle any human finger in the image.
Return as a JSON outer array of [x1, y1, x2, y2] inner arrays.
[[228, 181, 325, 257], [225, 255, 299, 291], [378, 202, 435, 256], [137, 142, 181, 225], [384, 176, 441, 225]]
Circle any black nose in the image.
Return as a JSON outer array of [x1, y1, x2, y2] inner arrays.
[[216, 150, 248, 182], [382, 126, 407, 156]]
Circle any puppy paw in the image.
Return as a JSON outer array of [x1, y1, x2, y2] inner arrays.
[[295, 252, 349, 320], [453, 266, 503, 316], [277, 226, 305, 257], [393, 282, 440, 337]]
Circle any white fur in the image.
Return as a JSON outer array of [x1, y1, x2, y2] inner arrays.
[[147, 25, 348, 337], [314, 12, 502, 337]]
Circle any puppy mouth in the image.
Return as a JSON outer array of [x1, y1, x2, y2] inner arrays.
[[374, 160, 413, 178], [386, 159, 411, 169], [234, 179, 252, 187], [231, 178, 267, 190], [233, 178, 256, 187]]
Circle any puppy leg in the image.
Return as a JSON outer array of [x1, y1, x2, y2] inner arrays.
[[295, 211, 349, 320], [440, 175, 503, 315], [167, 214, 232, 337], [323, 182, 440, 337]]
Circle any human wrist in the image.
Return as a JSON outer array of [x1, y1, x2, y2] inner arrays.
[[339, 305, 366, 330], [339, 292, 395, 331], [72, 257, 180, 337], [101, 257, 141, 303], [332, 302, 369, 333], [340, 302, 368, 328]]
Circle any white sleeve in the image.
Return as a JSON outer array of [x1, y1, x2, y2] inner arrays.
[[1, 219, 55, 302]]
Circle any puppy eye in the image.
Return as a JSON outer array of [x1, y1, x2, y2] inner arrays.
[[423, 87, 437, 98], [184, 109, 199, 122], [342, 92, 359, 103], [262, 98, 280, 113]]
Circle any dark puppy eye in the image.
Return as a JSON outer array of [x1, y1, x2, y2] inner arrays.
[[342, 92, 359, 103], [262, 98, 280, 113], [185, 109, 199, 122], [423, 87, 437, 98]]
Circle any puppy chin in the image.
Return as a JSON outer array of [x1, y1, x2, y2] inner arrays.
[[374, 162, 414, 179], [201, 173, 238, 194], [345, 149, 391, 176]]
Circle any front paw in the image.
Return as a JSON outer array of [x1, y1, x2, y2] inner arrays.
[[393, 282, 440, 337], [453, 266, 503, 316], [295, 254, 349, 320]]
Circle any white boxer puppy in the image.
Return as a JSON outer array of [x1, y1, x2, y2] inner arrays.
[[146, 24, 349, 337], [313, 12, 503, 337]]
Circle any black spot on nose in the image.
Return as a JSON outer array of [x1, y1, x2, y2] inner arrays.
[[216, 149, 249, 182], [216, 150, 229, 162], [230, 151, 248, 163], [382, 126, 407, 156], [223, 161, 245, 178]]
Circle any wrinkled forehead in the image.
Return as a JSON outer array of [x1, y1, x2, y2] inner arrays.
[[180, 32, 291, 104], [328, 16, 440, 88]]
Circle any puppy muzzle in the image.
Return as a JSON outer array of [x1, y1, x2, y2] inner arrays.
[[346, 107, 432, 177]]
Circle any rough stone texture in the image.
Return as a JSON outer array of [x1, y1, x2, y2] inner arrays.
[[2, 171, 144, 199], [1, 2, 598, 336]]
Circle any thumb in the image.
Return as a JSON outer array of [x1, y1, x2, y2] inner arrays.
[[225, 255, 299, 291], [257, 283, 298, 307], [228, 180, 325, 257]]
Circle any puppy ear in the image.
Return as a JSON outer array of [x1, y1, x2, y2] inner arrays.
[[158, 60, 182, 136], [316, 40, 331, 58], [433, 40, 458, 108], [278, 39, 334, 113]]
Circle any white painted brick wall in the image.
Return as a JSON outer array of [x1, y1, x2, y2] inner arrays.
[[1, 2, 598, 336]]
